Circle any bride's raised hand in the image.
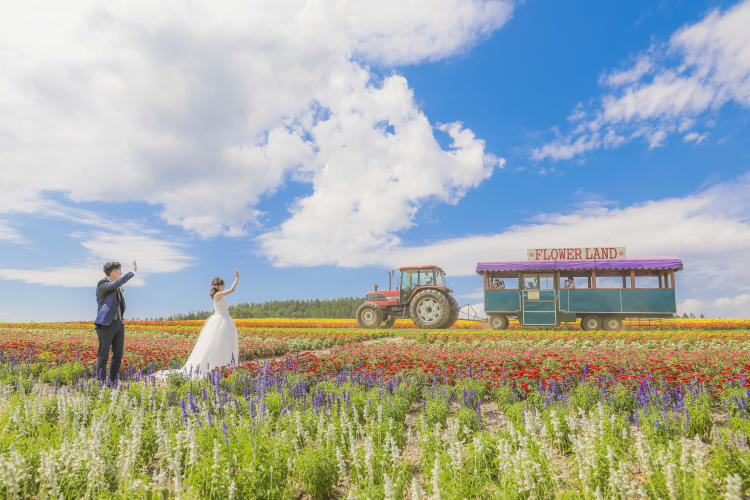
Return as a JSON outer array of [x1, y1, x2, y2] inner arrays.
[[234, 268, 239, 280]]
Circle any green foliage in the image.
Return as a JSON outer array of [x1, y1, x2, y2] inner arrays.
[[454, 407, 480, 438], [685, 391, 714, 440], [494, 385, 518, 407], [165, 372, 188, 388], [296, 446, 338, 499], [568, 381, 600, 412], [40, 361, 85, 385], [455, 377, 488, 400], [611, 382, 635, 414], [425, 397, 450, 427], [158, 297, 365, 320], [525, 388, 545, 410], [265, 392, 283, 418]]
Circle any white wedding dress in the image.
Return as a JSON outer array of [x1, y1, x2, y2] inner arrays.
[[154, 295, 239, 380]]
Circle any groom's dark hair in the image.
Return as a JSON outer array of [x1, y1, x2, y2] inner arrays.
[[103, 261, 122, 276]]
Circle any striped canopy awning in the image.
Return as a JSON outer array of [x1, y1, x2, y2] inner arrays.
[[476, 258, 683, 273]]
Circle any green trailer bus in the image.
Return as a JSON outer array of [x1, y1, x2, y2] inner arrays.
[[476, 258, 683, 330]]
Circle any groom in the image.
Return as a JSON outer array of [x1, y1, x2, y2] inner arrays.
[[94, 260, 137, 383]]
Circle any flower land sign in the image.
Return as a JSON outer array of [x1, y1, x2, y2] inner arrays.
[[526, 247, 626, 260]]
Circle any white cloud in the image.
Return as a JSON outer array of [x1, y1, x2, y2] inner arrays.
[[533, 0, 750, 161], [258, 84, 503, 266], [713, 293, 750, 311], [0, 266, 139, 288], [0, 1, 511, 239], [81, 232, 195, 274], [600, 57, 653, 88], [683, 131, 708, 144], [0, 220, 26, 244], [678, 298, 704, 315], [0, 230, 194, 287]]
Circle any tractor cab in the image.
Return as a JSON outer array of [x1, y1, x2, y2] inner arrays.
[[398, 266, 447, 303]]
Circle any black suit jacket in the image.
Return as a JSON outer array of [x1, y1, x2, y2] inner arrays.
[[94, 272, 134, 326]]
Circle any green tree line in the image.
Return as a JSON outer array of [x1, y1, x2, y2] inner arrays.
[[153, 297, 364, 320]]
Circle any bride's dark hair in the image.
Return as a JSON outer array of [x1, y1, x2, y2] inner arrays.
[[209, 277, 225, 299]]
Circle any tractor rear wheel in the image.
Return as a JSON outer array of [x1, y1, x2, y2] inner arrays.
[[380, 314, 396, 328], [409, 289, 451, 329], [444, 294, 459, 329], [356, 302, 383, 329]]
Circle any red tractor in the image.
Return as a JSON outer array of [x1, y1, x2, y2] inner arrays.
[[356, 265, 459, 329]]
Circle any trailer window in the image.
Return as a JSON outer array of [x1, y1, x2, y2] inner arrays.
[[635, 276, 660, 288], [488, 277, 518, 289], [522, 273, 554, 290], [560, 276, 588, 289], [597, 276, 626, 289]]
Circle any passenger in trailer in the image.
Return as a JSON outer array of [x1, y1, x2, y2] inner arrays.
[[492, 279, 505, 289], [526, 278, 538, 289], [564, 277, 575, 289]]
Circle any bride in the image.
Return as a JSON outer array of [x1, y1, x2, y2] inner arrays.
[[154, 269, 240, 380]]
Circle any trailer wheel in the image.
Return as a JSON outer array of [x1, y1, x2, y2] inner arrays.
[[380, 314, 396, 328], [580, 315, 601, 331], [602, 316, 623, 331], [409, 289, 451, 329], [356, 302, 383, 329], [488, 314, 509, 330]]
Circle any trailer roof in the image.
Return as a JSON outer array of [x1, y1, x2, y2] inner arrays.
[[476, 258, 683, 274]]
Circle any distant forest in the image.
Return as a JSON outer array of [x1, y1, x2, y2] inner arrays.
[[155, 297, 364, 321]]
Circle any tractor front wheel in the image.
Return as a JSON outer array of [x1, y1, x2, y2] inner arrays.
[[409, 289, 451, 329], [356, 302, 383, 329]]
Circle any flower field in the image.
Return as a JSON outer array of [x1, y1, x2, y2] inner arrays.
[[4, 317, 750, 332], [0, 320, 749, 498]]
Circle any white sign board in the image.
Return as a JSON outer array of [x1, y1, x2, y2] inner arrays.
[[527, 247, 626, 261]]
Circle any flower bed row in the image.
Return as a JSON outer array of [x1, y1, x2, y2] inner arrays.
[[2, 317, 749, 331], [0, 328, 380, 372], [224, 338, 750, 398]]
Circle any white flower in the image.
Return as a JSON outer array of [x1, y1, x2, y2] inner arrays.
[[410, 477, 424, 500], [384, 473, 396, 500], [431, 457, 441, 500], [724, 473, 743, 500]]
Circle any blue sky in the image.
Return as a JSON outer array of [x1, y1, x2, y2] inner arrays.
[[1, 0, 750, 321]]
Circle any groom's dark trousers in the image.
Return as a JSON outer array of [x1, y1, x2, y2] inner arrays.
[[95, 319, 125, 382], [94, 272, 134, 382]]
